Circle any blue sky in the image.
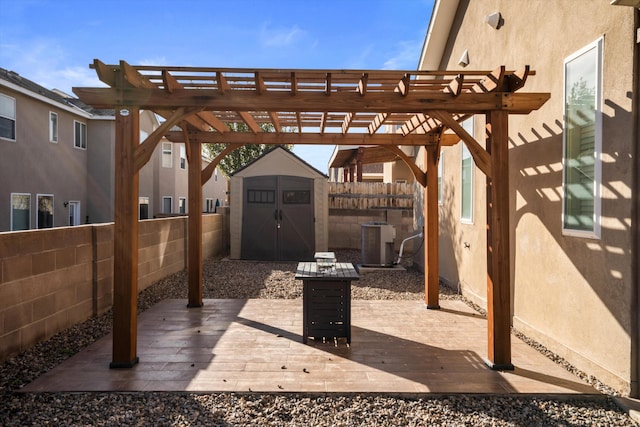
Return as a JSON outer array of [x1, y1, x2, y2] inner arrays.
[[0, 0, 434, 172]]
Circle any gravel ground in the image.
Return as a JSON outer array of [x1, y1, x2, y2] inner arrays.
[[0, 250, 635, 426]]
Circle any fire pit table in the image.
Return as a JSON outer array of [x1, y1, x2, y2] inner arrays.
[[295, 261, 359, 344]]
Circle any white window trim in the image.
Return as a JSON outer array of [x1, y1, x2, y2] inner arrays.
[[36, 193, 54, 229], [205, 198, 214, 213], [179, 197, 187, 214], [0, 93, 16, 142], [67, 200, 81, 226], [49, 111, 58, 143], [73, 120, 87, 149], [162, 142, 173, 168], [138, 196, 150, 219], [10, 192, 31, 231], [162, 196, 173, 214], [179, 145, 186, 170], [460, 118, 474, 224], [561, 37, 603, 239]]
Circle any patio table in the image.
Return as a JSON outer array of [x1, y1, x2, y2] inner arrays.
[[295, 261, 359, 344]]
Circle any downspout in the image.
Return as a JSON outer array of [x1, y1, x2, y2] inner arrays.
[[632, 7, 640, 398]]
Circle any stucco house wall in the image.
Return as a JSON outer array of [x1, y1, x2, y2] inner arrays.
[[418, 0, 638, 394]]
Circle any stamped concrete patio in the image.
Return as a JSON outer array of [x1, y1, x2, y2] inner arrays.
[[22, 298, 597, 394]]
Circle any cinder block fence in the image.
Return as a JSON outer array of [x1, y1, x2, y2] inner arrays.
[[0, 213, 228, 362]]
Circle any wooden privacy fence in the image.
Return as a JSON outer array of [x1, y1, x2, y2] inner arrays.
[[329, 182, 414, 209]]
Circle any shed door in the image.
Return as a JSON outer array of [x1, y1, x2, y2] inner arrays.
[[241, 175, 314, 261]]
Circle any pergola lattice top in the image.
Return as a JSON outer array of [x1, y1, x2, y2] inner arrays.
[[72, 59, 550, 371]]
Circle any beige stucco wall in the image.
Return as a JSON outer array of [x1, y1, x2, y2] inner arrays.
[[424, 0, 636, 393]]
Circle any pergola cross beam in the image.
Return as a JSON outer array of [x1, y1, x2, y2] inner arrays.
[[73, 59, 550, 374]]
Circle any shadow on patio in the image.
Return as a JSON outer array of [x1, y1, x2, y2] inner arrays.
[[21, 297, 597, 395]]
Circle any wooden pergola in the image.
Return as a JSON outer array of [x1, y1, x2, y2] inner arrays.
[[73, 60, 549, 370]]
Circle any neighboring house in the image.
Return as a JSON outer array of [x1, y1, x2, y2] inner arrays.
[[0, 68, 227, 232], [414, 0, 639, 396]]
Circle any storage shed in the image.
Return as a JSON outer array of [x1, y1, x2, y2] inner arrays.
[[229, 146, 329, 261]]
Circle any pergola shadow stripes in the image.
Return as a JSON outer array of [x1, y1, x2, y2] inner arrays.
[[73, 59, 549, 371]]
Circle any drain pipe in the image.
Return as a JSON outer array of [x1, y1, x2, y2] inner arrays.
[[394, 232, 424, 265]]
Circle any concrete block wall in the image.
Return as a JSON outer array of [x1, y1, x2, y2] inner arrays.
[[328, 208, 415, 252], [0, 213, 228, 362]]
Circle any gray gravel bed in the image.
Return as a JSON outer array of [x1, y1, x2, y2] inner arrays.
[[0, 250, 635, 426]]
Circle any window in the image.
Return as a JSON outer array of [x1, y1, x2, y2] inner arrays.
[[139, 196, 149, 219], [460, 118, 474, 223], [0, 93, 16, 140], [179, 197, 186, 214], [67, 201, 80, 226], [49, 112, 58, 143], [438, 152, 444, 205], [282, 190, 310, 204], [247, 189, 275, 204], [179, 145, 186, 169], [162, 196, 172, 213], [205, 198, 214, 213], [74, 121, 87, 149], [37, 194, 54, 229], [563, 38, 602, 236], [162, 142, 172, 168], [11, 193, 30, 230]]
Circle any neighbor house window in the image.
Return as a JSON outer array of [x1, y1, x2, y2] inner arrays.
[[49, 112, 58, 143], [205, 198, 214, 213], [162, 196, 172, 213], [0, 93, 16, 140], [11, 193, 30, 230], [179, 145, 186, 169], [563, 38, 602, 236], [74, 121, 87, 149], [438, 152, 444, 205], [139, 196, 149, 219], [162, 142, 172, 168], [179, 197, 186, 214], [37, 194, 54, 229], [460, 118, 474, 223]]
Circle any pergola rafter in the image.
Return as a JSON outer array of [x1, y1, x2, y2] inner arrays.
[[73, 59, 549, 372]]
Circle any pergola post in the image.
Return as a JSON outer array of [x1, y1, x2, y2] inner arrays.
[[187, 139, 203, 308], [485, 110, 513, 370], [110, 106, 140, 368], [424, 144, 440, 309], [356, 147, 364, 182]]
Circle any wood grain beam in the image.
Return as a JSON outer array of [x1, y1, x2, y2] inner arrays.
[[368, 113, 388, 134], [470, 66, 505, 93], [342, 113, 354, 134], [325, 72, 332, 96], [72, 87, 551, 114], [134, 107, 189, 171], [396, 73, 410, 96], [202, 143, 245, 184], [357, 73, 368, 96], [166, 131, 435, 146], [187, 135, 203, 308], [383, 145, 426, 186], [430, 110, 492, 177], [445, 74, 464, 96], [162, 70, 182, 93]]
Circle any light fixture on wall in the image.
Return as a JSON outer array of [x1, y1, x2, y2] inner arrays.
[[485, 11, 503, 29], [458, 50, 470, 67], [64, 201, 69, 207]]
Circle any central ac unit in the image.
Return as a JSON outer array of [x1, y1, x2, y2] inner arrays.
[[361, 222, 396, 267]]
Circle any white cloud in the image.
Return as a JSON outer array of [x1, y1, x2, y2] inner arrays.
[[260, 23, 305, 47], [382, 40, 423, 70], [0, 38, 102, 94]]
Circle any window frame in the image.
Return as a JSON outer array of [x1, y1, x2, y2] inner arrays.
[[73, 120, 87, 149], [162, 142, 173, 168], [139, 196, 150, 220], [162, 196, 173, 214], [0, 93, 16, 141], [460, 117, 474, 224], [178, 197, 186, 214], [10, 193, 31, 231], [49, 111, 58, 143], [561, 37, 603, 238], [179, 145, 186, 170], [36, 193, 54, 229]]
